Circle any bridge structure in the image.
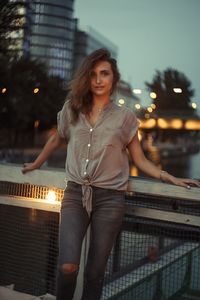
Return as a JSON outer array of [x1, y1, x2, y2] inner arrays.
[[0, 164, 200, 300]]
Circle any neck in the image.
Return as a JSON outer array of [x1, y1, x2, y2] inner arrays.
[[92, 95, 111, 109]]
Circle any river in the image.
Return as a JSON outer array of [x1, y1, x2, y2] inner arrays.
[[130, 150, 200, 180]]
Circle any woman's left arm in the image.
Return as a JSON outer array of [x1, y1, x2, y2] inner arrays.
[[127, 132, 200, 188]]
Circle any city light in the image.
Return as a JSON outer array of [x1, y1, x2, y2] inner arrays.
[[173, 88, 182, 93], [34, 120, 40, 129], [135, 103, 141, 110], [157, 118, 168, 129], [118, 98, 125, 105], [139, 118, 156, 128], [192, 102, 197, 109], [151, 103, 156, 109], [46, 190, 56, 203], [147, 107, 153, 113], [150, 92, 157, 99], [170, 119, 183, 129], [185, 120, 200, 130], [33, 88, 39, 94], [133, 89, 142, 94], [1, 88, 7, 94]]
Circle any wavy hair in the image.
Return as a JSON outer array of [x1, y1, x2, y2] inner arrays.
[[68, 48, 120, 124]]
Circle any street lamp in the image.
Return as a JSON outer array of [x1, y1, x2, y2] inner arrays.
[[192, 102, 197, 109], [147, 107, 153, 113], [173, 88, 182, 93], [133, 89, 142, 94], [118, 99, 125, 105], [1, 88, 7, 94], [33, 88, 39, 94], [150, 92, 157, 99], [135, 103, 141, 110]]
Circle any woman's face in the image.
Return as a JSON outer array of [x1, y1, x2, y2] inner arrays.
[[90, 60, 114, 97]]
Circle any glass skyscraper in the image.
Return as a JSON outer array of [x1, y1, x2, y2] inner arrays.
[[30, 0, 75, 80]]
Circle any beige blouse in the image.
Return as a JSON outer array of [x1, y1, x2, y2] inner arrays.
[[57, 100, 139, 215]]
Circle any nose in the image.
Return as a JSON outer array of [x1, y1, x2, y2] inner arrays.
[[96, 74, 101, 84]]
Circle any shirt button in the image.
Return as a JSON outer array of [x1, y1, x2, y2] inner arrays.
[[88, 144, 91, 147], [86, 159, 89, 162], [90, 128, 93, 132]]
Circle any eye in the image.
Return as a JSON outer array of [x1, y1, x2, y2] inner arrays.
[[90, 71, 96, 78], [102, 70, 109, 76]]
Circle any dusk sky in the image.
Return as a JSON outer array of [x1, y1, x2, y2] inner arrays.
[[74, 0, 200, 109]]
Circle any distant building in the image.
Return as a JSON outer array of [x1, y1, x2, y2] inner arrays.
[[8, 0, 76, 81], [72, 21, 118, 74], [73, 22, 138, 109]]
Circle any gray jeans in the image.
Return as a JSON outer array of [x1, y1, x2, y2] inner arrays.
[[57, 181, 125, 300]]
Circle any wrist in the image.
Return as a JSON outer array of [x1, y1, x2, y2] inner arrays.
[[160, 170, 168, 183]]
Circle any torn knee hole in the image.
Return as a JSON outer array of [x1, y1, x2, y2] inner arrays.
[[60, 263, 79, 274]]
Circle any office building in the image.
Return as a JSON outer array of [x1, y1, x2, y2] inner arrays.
[[8, 0, 75, 81]]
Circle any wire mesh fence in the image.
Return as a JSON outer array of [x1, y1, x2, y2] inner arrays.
[[0, 180, 200, 300]]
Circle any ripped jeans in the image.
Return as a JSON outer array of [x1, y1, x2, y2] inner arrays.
[[56, 181, 125, 300]]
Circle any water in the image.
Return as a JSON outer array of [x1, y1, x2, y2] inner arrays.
[[131, 150, 200, 180]]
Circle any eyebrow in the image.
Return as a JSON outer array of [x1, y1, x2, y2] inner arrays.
[[91, 68, 111, 74]]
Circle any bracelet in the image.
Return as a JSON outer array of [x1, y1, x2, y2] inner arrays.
[[160, 170, 167, 182]]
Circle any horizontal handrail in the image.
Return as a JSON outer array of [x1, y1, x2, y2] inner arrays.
[[0, 163, 199, 201]]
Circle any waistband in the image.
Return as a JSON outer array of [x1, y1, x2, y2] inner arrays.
[[66, 181, 124, 216]]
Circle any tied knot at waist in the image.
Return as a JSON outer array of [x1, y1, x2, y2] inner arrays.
[[82, 183, 93, 216]]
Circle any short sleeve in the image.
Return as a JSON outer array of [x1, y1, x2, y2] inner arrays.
[[57, 100, 71, 140], [122, 110, 140, 145]]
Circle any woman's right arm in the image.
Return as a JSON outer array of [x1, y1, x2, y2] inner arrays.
[[22, 131, 66, 174]]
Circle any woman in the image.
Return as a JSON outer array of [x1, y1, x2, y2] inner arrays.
[[22, 48, 200, 300]]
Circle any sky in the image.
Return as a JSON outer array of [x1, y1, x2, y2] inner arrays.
[[74, 0, 200, 109]]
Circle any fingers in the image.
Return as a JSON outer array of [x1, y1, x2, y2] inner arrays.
[[21, 163, 33, 174], [178, 179, 200, 189]]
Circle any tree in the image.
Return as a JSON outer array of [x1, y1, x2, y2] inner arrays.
[[0, 0, 25, 58], [0, 57, 66, 146], [145, 68, 195, 116]]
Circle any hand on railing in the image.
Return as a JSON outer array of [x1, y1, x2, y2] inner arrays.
[[21, 162, 39, 174], [160, 170, 200, 189]]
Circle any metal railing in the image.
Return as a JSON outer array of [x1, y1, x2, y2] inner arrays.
[[0, 163, 200, 300]]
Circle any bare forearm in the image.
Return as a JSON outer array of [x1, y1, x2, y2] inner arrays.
[[22, 132, 66, 173], [134, 156, 173, 182], [128, 134, 200, 188], [33, 134, 63, 168]]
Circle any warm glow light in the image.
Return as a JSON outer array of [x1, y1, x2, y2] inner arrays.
[[33, 88, 39, 94], [147, 107, 153, 113], [135, 103, 141, 109], [118, 98, 125, 105], [133, 89, 142, 94], [173, 88, 182, 93], [138, 130, 142, 141], [130, 165, 138, 176], [170, 119, 183, 129], [150, 92, 157, 99], [46, 190, 56, 203], [34, 120, 40, 128], [139, 118, 156, 128], [1, 88, 7, 93], [151, 103, 156, 109], [185, 120, 200, 130], [157, 118, 168, 129], [192, 102, 197, 109]]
